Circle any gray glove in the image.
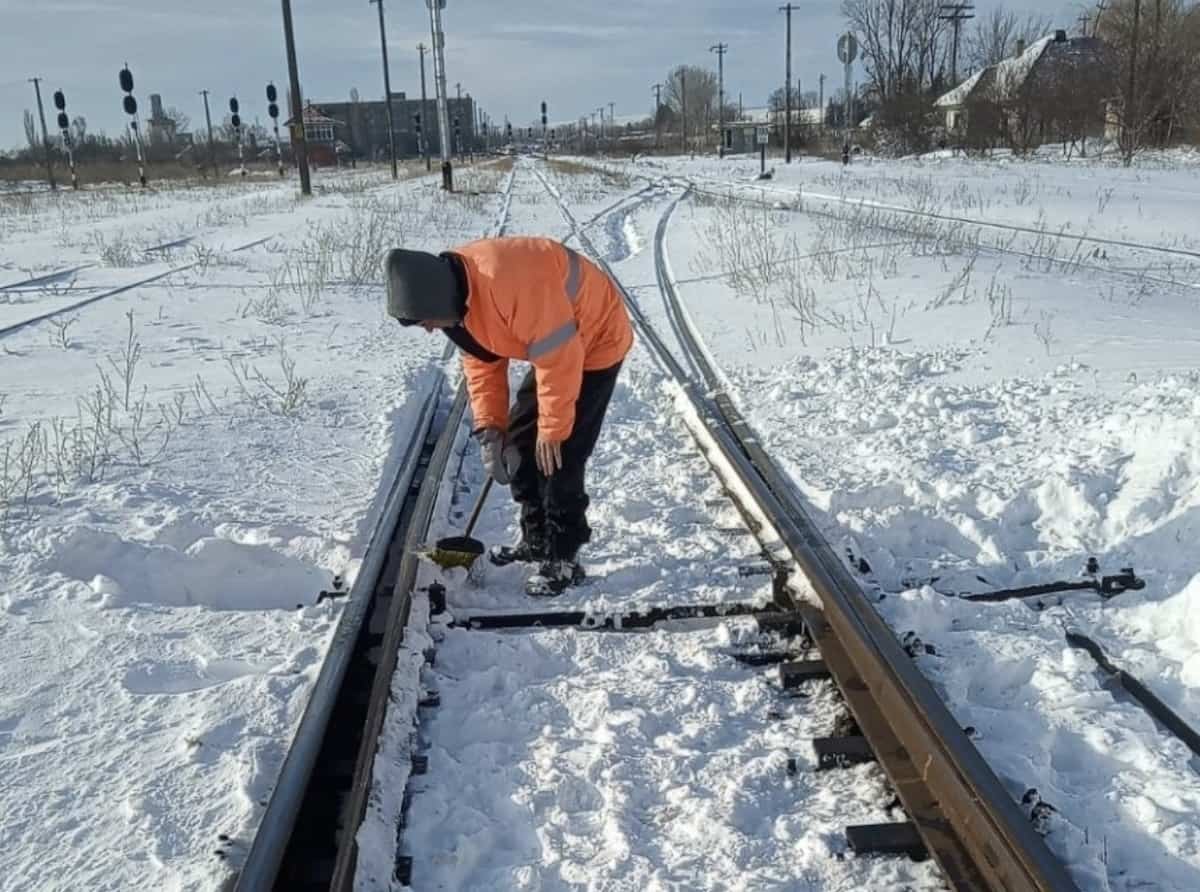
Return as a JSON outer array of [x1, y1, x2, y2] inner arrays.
[[478, 428, 521, 485]]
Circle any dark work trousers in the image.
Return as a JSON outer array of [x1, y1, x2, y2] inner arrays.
[[507, 361, 622, 561]]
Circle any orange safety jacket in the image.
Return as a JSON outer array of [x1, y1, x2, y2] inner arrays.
[[452, 237, 634, 441]]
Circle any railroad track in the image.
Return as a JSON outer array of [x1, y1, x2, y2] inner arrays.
[[230, 157, 1075, 891], [535, 162, 1077, 891], [576, 157, 1200, 292], [228, 162, 517, 892], [680, 171, 1200, 292], [0, 234, 272, 339]]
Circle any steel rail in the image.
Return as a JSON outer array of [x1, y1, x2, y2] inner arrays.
[[327, 383, 468, 892], [534, 159, 1078, 892], [233, 154, 517, 892], [571, 157, 1200, 290], [231, 380, 443, 891], [0, 233, 273, 338]]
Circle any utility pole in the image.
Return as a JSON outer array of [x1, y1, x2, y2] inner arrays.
[[652, 83, 662, 149], [1125, 0, 1142, 164], [680, 68, 687, 154], [28, 78, 56, 190], [455, 82, 463, 161], [710, 43, 727, 157], [427, 0, 453, 190], [819, 73, 825, 129], [938, 4, 975, 85], [779, 4, 795, 163], [280, 0, 311, 195], [199, 89, 217, 173], [417, 43, 431, 171], [370, 0, 398, 179]]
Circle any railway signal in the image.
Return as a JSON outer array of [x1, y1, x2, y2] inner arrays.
[[229, 96, 246, 176], [266, 83, 284, 176], [118, 65, 147, 187], [53, 89, 78, 189], [540, 100, 548, 158]]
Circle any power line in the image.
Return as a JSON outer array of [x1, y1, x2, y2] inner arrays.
[[938, 4, 975, 85]]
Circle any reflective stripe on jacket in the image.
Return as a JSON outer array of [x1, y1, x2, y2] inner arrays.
[[454, 237, 633, 441]]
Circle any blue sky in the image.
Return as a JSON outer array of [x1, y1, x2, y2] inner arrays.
[[1, 0, 1076, 151]]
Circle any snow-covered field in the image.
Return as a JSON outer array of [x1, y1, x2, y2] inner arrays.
[[6, 147, 1200, 892], [597, 150, 1200, 890], [0, 161, 510, 891]]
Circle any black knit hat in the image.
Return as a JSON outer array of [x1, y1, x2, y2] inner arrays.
[[384, 248, 463, 325]]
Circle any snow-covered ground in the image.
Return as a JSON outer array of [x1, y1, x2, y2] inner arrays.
[[596, 151, 1200, 890], [0, 161, 509, 891], [7, 147, 1200, 892]]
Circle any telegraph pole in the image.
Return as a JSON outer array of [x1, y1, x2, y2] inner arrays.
[[710, 43, 727, 157], [1125, 0, 1142, 164], [679, 68, 687, 153], [28, 78, 56, 190], [280, 0, 311, 195], [652, 83, 662, 149], [370, 0, 398, 178], [819, 73, 826, 129], [779, 4, 795, 163], [455, 82, 463, 161], [427, 0, 453, 190], [199, 89, 217, 172], [938, 4, 975, 85], [417, 43, 431, 171]]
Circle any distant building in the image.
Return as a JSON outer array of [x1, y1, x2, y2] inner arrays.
[[716, 106, 824, 153], [285, 104, 345, 166], [935, 31, 1110, 139], [312, 92, 477, 161], [146, 93, 176, 145]]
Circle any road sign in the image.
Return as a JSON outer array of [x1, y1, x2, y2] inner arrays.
[[756, 126, 769, 146], [837, 32, 858, 65]]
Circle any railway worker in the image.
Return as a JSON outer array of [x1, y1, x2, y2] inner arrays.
[[384, 237, 633, 596]]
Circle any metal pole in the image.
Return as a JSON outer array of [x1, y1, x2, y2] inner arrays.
[[710, 43, 727, 157], [199, 89, 217, 174], [371, 0, 398, 179], [1126, 0, 1141, 161], [680, 69, 687, 153], [652, 83, 662, 149], [418, 43, 431, 171], [28, 78, 56, 190], [844, 60, 852, 149], [455, 82, 462, 162], [281, 0, 312, 195], [429, 0, 453, 190], [780, 3, 794, 163], [819, 73, 825, 130]]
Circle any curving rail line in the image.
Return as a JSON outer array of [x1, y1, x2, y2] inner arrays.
[[533, 160, 1078, 892]]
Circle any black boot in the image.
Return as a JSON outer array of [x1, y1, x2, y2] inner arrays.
[[525, 559, 586, 597], [488, 540, 540, 567]]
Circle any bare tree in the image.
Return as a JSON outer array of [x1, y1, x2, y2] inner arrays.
[[965, 8, 1052, 72], [842, 0, 948, 101], [1099, 0, 1200, 162], [70, 115, 88, 147], [664, 65, 719, 148], [164, 107, 191, 134], [843, 0, 948, 153]]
